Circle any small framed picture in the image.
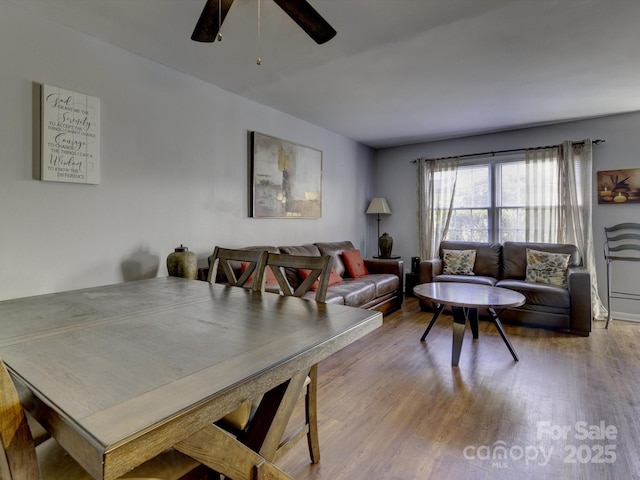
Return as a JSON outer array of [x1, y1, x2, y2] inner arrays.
[[597, 168, 640, 204]]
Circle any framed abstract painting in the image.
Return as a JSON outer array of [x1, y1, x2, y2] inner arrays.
[[250, 132, 322, 218]]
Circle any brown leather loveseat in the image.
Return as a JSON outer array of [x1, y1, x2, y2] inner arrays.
[[417, 241, 592, 336]]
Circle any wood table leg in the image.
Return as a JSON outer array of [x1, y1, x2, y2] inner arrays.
[[420, 303, 444, 341], [488, 307, 519, 361], [243, 371, 309, 461], [451, 306, 467, 366], [306, 364, 320, 463], [177, 372, 309, 480], [468, 307, 479, 339], [175, 424, 294, 480]]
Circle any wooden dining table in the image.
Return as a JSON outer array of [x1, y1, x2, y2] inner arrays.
[[0, 277, 382, 480]]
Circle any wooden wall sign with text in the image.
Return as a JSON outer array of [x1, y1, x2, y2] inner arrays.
[[41, 84, 100, 184]]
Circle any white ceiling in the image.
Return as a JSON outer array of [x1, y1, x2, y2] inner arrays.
[[14, 0, 640, 149]]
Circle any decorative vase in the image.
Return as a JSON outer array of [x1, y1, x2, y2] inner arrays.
[[167, 245, 197, 280], [379, 232, 393, 258]]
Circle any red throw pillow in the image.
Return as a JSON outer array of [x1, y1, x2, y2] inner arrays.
[[241, 262, 278, 286], [298, 268, 342, 291], [342, 249, 369, 278]]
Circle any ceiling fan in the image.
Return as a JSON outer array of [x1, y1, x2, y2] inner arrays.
[[191, 0, 337, 45]]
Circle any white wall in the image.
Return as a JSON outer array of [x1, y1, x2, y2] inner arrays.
[[373, 112, 640, 322], [0, 2, 375, 301]]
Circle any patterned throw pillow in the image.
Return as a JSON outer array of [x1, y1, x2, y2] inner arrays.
[[525, 249, 571, 288], [442, 249, 476, 275]]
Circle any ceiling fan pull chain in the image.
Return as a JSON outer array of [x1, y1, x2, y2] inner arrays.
[[256, 0, 262, 65], [217, 0, 223, 41]]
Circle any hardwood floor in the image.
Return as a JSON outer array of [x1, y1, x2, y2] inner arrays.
[[277, 298, 640, 480]]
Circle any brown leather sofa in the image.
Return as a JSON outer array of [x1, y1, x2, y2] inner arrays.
[[198, 240, 403, 315], [417, 241, 592, 336]]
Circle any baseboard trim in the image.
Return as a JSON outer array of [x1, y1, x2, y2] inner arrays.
[[609, 311, 640, 323]]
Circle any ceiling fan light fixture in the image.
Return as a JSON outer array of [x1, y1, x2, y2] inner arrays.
[[217, 0, 223, 41], [256, 0, 262, 65], [192, 0, 336, 45]]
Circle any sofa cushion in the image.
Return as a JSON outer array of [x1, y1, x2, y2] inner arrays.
[[315, 241, 356, 277], [442, 249, 476, 275], [359, 273, 399, 297], [439, 241, 501, 278], [434, 274, 497, 286], [342, 249, 369, 278], [302, 289, 345, 304], [325, 279, 376, 307], [503, 242, 580, 279], [496, 279, 570, 310], [278, 244, 321, 256], [525, 248, 571, 288]]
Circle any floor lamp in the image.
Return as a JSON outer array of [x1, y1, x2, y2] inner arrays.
[[366, 197, 392, 257]]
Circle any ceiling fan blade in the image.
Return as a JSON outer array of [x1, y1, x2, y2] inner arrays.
[[272, 0, 337, 44], [191, 0, 235, 42]]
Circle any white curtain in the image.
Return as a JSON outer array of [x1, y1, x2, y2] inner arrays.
[[559, 139, 607, 320], [525, 147, 562, 243], [416, 157, 459, 260]]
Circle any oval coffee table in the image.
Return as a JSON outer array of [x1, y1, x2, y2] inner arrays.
[[413, 282, 525, 366]]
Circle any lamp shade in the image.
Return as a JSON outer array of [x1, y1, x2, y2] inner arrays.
[[366, 197, 392, 215]]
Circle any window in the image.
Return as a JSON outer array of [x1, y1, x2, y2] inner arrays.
[[418, 140, 603, 320], [443, 155, 560, 243], [497, 161, 528, 242], [448, 165, 490, 242]]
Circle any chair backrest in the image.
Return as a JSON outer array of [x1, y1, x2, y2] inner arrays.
[[264, 253, 331, 302], [604, 223, 640, 260], [0, 358, 41, 480], [207, 247, 268, 291]]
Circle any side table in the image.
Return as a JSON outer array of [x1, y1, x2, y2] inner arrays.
[[405, 272, 420, 297]]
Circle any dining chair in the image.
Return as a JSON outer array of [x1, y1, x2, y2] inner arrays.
[[213, 253, 329, 469], [603, 222, 640, 328], [263, 253, 331, 303], [207, 247, 272, 465], [0, 358, 209, 480], [207, 246, 268, 291], [239, 253, 330, 465], [261, 253, 330, 463]]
